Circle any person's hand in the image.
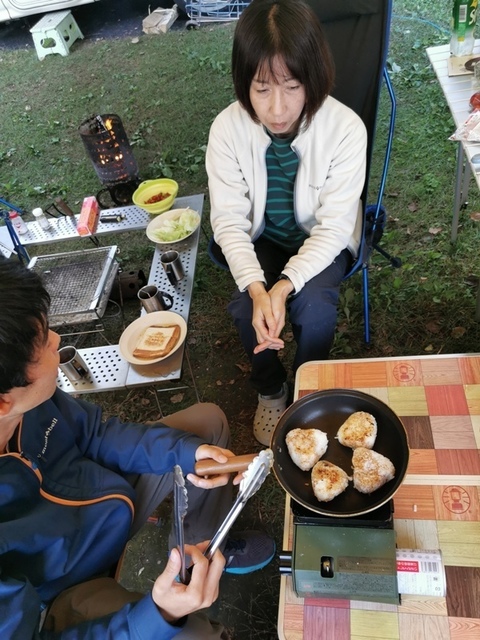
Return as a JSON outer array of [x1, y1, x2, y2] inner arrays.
[[248, 281, 284, 354], [266, 279, 292, 336], [152, 542, 225, 624], [187, 444, 243, 488]]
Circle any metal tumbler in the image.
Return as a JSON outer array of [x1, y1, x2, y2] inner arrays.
[[58, 346, 89, 382], [137, 285, 174, 312], [160, 250, 184, 286]]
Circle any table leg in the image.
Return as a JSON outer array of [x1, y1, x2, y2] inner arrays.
[[451, 143, 471, 243]]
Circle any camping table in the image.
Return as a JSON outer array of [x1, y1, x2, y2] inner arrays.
[[278, 353, 480, 640], [41, 193, 205, 396], [426, 42, 480, 244]]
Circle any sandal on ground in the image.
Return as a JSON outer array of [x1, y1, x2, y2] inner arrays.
[[253, 382, 289, 446]]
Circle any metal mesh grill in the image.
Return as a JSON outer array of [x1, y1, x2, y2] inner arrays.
[[29, 246, 117, 324]]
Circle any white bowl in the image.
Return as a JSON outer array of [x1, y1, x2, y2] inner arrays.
[[119, 310, 187, 365], [146, 208, 200, 245]]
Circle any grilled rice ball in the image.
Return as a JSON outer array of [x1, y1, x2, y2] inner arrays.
[[336, 411, 377, 449], [352, 447, 395, 494], [286, 428, 329, 471], [311, 460, 350, 502]]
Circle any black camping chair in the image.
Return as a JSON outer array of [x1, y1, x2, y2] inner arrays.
[[208, 0, 398, 343], [305, 0, 399, 343]]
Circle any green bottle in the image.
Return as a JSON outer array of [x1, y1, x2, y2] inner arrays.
[[450, 0, 478, 56]]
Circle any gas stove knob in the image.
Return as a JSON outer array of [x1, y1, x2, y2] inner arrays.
[[321, 556, 334, 578]]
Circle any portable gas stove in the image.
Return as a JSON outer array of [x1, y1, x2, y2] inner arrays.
[[280, 498, 399, 605]]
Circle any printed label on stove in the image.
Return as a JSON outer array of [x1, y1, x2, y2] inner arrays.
[[338, 556, 395, 574], [396, 549, 446, 596]]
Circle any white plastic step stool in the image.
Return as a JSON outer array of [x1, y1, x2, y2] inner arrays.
[[30, 10, 84, 61]]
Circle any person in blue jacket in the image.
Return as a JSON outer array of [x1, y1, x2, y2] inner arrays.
[[0, 257, 274, 639]]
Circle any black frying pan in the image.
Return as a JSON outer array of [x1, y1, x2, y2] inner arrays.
[[270, 389, 409, 517]]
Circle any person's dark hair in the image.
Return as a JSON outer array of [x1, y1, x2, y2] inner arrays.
[[0, 258, 50, 394], [232, 0, 334, 126]]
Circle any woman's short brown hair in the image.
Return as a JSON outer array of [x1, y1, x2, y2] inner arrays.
[[232, 0, 335, 126]]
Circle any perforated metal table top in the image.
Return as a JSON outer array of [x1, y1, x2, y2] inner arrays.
[[0, 195, 199, 253]]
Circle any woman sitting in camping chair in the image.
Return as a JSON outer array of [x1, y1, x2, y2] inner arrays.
[[206, 0, 367, 446]]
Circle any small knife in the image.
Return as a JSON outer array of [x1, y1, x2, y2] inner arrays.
[[173, 464, 189, 584]]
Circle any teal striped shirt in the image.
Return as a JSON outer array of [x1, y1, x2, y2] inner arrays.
[[262, 132, 308, 250]]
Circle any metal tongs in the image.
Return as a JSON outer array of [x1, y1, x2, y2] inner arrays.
[[173, 464, 189, 584], [203, 448, 274, 561], [173, 450, 273, 584]]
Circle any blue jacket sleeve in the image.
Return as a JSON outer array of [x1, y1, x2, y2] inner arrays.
[[0, 571, 43, 639], [0, 571, 186, 640], [51, 390, 203, 476]]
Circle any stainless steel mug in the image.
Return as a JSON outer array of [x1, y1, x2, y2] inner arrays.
[[137, 285, 174, 312], [58, 346, 89, 381], [160, 250, 185, 286]]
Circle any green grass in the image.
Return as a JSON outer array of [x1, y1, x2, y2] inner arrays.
[[0, 26, 235, 203]]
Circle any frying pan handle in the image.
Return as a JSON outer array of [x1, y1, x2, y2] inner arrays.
[[194, 453, 256, 476]]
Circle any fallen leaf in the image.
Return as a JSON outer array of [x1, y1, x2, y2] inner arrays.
[[426, 321, 441, 333], [386, 191, 399, 198], [138, 567, 144, 576], [424, 344, 434, 352], [428, 226, 442, 235], [408, 202, 419, 212], [141, 398, 150, 406], [470, 212, 480, 221], [465, 274, 479, 287], [451, 326, 467, 338], [170, 393, 184, 404], [419, 276, 428, 283], [131, 37, 140, 44], [235, 362, 250, 373], [228, 379, 235, 385], [216, 380, 223, 386]]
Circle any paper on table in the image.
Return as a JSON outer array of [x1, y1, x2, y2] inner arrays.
[[447, 54, 475, 77], [449, 110, 480, 141]]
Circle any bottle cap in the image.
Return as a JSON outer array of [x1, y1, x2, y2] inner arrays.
[[9, 211, 18, 217], [32, 208, 44, 217]]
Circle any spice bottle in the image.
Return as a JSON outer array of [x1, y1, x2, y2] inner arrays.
[[450, 0, 477, 57], [32, 207, 51, 230], [9, 211, 28, 235]]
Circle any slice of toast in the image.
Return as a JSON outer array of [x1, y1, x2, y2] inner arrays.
[[133, 324, 181, 359]]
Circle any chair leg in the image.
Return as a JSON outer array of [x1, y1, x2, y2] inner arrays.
[[373, 243, 402, 269], [362, 263, 371, 344]]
